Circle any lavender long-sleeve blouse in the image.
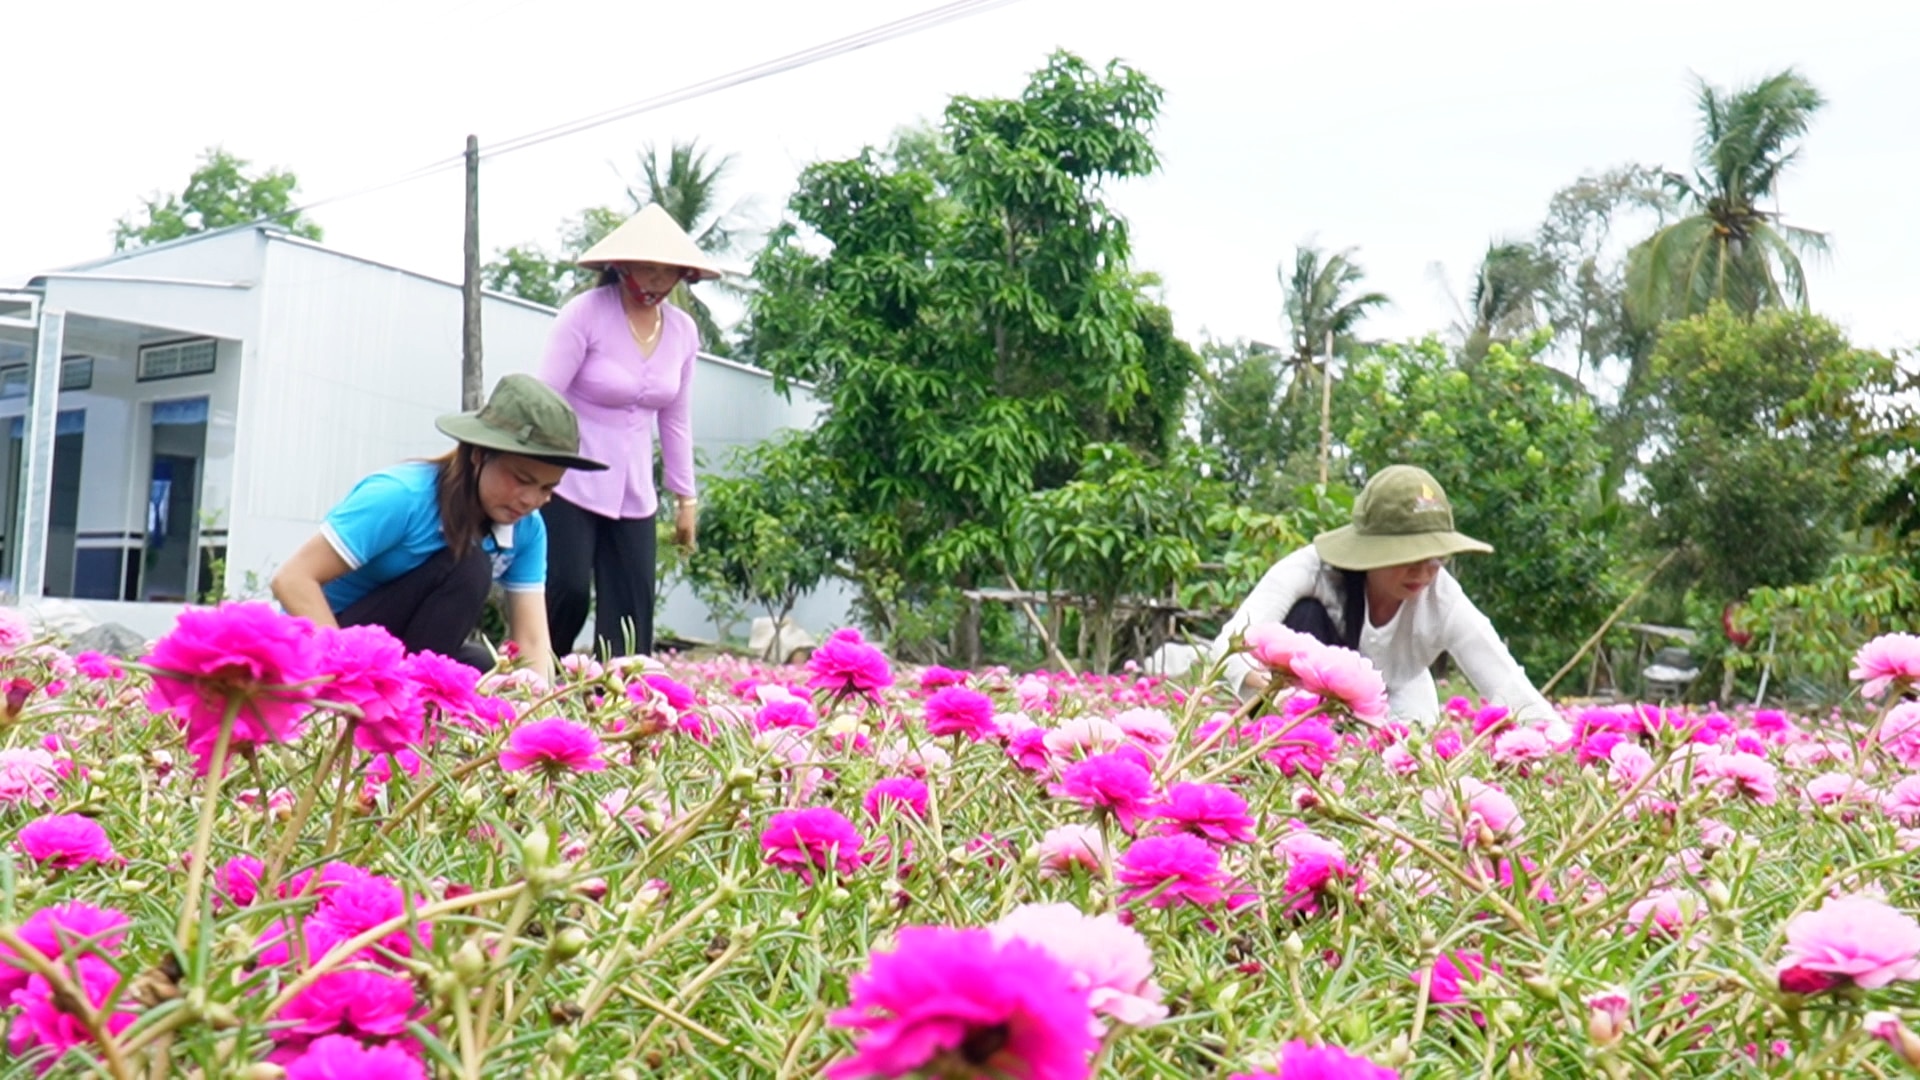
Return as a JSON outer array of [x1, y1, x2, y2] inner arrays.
[[537, 285, 697, 520]]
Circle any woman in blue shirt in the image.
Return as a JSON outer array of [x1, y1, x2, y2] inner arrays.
[[271, 375, 605, 681]]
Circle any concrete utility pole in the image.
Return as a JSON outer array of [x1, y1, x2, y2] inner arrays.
[[461, 135, 484, 411], [1318, 329, 1334, 486]]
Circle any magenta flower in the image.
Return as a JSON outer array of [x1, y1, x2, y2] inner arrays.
[[5, 956, 133, 1068], [216, 856, 265, 908], [1414, 951, 1500, 1026], [1037, 824, 1107, 878], [827, 925, 1098, 1080], [923, 685, 997, 741], [310, 872, 432, 962], [642, 673, 696, 712], [1255, 715, 1339, 777], [0, 748, 61, 807], [807, 628, 895, 701], [316, 625, 425, 754], [1050, 752, 1156, 834], [1281, 850, 1362, 917], [0, 902, 130, 999], [991, 902, 1167, 1030], [1117, 834, 1234, 909], [1230, 1041, 1400, 1080], [862, 777, 930, 822], [1777, 895, 1920, 993], [284, 1035, 426, 1080], [401, 651, 484, 728], [499, 717, 607, 774], [917, 665, 968, 692], [276, 968, 418, 1043], [1290, 647, 1389, 723], [1853, 633, 1920, 698], [761, 807, 868, 884], [754, 697, 817, 733], [15, 814, 119, 870], [142, 601, 321, 771], [73, 651, 123, 680], [1149, 783, 1256, 845]]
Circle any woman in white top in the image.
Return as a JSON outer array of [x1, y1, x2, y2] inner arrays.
[[1212, 464, 1554, 724]]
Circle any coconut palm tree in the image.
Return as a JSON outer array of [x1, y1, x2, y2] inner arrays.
[[1281, 244, 1389, 387], [1627, 69, 1827, 325]]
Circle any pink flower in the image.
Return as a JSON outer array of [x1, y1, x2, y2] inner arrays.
[[761, 807, 867, 884], [1586, 989, 1631, 1046], [1037, 824, 1107, 877], [1415, 951, 1500, 1025], [807, 628, 894, 701], [15, 814, 120, 870], [0, 748, 61, 807], [1117, 834, 1234, 909], [142, 601, 321, 771], [5, 956, 133, 1069], [917, 666, 968, 692], [827, 925, 1098, 1080], [924, 685, 997, 741], [863, 778, 930, 822], [0, 607, 31, 653], [1805, 771, 1877, 808], [73, 652, 124, 680], [1044, 716, 1129, 762], [1607, 742, 1654, 790], [1879, 703, 1920, 769], [1282, 850, 1362, 917], [277, 968, 417, 1042], [1242, 623, 1320, 680], [754, 698, 817, 733], [642, 673, 696, 712], [1626, 888, 1701, 938], [1112, 708, 1176, 749], [216, 856, 265, 908], [1230, 1041, 1400, 1080], [1701, 750, 1777, 804], [309, 872, 432, 962], [0, 903, 130, 999], [1883, 776, 1920, 823], [1777, 895, 1920, 992], [498, 717, 606, 774], [1420, 778, 1521, 846], [1853, 633, 1920, 698], [991, 902, 1167, 1030], [1255, 715, 1339, 777], [316, 625, 425, 754], [1431, 728, 1463, 759], [1289, 647, 1388, 723], [1491, 728, 1553, 767], [1149, 783, 1256, 845], [284, 1035, 426, 1080], [401, 651, 484, 728], [1051, 753, 1156, 833]]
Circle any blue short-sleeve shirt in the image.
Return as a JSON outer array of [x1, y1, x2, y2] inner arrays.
[[320, 462, 547, 612]]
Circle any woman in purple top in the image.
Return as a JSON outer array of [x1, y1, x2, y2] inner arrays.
[[537, 204, 721, 658]]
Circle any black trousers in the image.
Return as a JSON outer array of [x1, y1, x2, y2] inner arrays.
[[1284, 597, 1344, 648], [337, 546, 495, 671], [542, 494, 656, 658]]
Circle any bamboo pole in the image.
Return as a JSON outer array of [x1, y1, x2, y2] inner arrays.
[[1540, 548, 1682, 696]]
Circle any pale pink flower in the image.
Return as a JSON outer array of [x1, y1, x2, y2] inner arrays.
[[1015, 675, 1051, 711], [0, 748, 60, 806], [1703, 751, 1779, 805], [1036, 824, 1107, 877], [1608, 742, 1655, 791], [1420, 777, 1522, 846], [1112, 708, 1176, 749], [1778, 895, 1920, 992], [1626, 888, 1701, 937], [1381, 744, 1417, 775], [1883, 776, 1920, 823], [991, 902, 1167, 1030], [1880, 703, 1920, 769], [1230, 1043, 1399, 1080], [1586, 989, 1631, 1046], [1491, 727, 1552, 766], [1043, 715, 1129, 763], [0, 607, 31, 653], [1853, 633, 1920, 698], [1242, 623, 1321, 679], [1805, 771, 1877, 808], [1865, 1011, 1920, 1068], [1289, 646, 1389, 723], [875, 739, 950, 778]]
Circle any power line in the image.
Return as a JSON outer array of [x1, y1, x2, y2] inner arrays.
[[256, 0, 1021, 225]]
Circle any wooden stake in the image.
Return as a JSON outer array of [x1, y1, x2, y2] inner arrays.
[[1318, 329, 1333, 486], [461, 135, 484, 411], [1540, 548, 1682, 696]]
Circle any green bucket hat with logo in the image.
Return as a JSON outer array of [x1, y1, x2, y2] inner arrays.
[[434, 374, 608, 472], [1312, 465, 1492, 571]]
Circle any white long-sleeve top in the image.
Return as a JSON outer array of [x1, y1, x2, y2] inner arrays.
[[1209, 546, 1555, 724]]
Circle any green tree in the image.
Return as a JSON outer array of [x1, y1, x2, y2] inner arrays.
[[1457, 241, 1557, 363], [483, 207, 624, 308], [1341, 336, 1620, 676], [113, 147, 322, 250], [1627, 69, 1827, 325], [748, 51, 1185, 657], [1639, 304, 1891, 606], [1281, 243, 1389, 386]]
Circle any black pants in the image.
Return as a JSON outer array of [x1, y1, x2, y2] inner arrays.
[[337, 547, 495, 671], [1284, 597, 1344, 648], [542, 494, 656, 658]]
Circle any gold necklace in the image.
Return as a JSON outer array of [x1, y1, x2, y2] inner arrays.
[[625, 306, 663, 355]]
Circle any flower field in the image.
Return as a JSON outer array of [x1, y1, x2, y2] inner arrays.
[[4, 604, 1920, 1078]]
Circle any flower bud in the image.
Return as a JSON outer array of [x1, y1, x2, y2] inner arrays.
[[521, 828, 552, 871], [1866, 1011, 1920, 1069], [726, 764, 758, 789], [1521, 973, 1559, 1002], [452, 941, 488, 983], [548, 926, 591, 962], [1704, 879, 1732, 911], [1586, 989, 1630, 1047], [1282, 932, 1305, 961]]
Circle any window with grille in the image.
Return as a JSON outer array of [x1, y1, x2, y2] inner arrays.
[[137, 339, 217, 381]]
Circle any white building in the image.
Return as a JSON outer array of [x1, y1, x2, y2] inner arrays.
[[0, 226, 848, 644]]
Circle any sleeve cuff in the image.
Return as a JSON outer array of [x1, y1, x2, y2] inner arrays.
[[320, 524, 363, 570], [501, 583, 546, 595]]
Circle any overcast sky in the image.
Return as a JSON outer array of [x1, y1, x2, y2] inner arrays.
[[7, 0, 1914, 369]]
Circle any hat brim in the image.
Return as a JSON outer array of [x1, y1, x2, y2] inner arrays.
[[1312, 525, 1493, 571], [436, 414, 608, 472], [578, 257, 723, 282]]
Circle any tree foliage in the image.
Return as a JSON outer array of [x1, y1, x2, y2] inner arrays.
[[747, 51, 1190, 651], [1341, 336, 1620, 676], [1639, 305, 1892, 605], [113, 147, 322, 250]]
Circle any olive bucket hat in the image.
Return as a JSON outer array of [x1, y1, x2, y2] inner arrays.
[[434, 374, 608, 472], [1312, 465, 1493, 571]]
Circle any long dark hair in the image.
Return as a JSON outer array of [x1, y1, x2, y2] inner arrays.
[[1336, 569, 1367, 652], [430, 446, 491, 558]]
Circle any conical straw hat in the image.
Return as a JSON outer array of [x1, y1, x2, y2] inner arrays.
[[576, 204, 722, 281]]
